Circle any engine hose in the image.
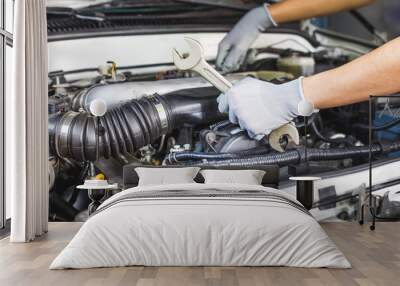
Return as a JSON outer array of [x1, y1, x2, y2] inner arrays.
[[192, 151, 301, 167], [70, 76, 243, 111], [311, 121, 353, 146], [52, 87, 224, 161], [166, 147, 270, 164], [187, 142, 400, 167]]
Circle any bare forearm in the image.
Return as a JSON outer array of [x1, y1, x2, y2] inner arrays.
[[303, 37, 400, 109], [269, 0, 375, 24]]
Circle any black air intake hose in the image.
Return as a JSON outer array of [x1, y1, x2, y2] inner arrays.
[[188, 142, 400, 167], [53, 87, 224, 161]]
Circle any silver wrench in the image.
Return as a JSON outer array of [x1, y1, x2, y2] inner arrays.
[[172, 37, 299, 152]]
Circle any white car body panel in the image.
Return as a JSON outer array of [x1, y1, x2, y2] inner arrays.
[[48, 32, 316, 80]]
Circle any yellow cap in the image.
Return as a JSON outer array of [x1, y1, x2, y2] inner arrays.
[[95, 173, 105, 180]]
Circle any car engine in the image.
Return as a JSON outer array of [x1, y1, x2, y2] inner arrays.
[[47, 28, 400, 222]]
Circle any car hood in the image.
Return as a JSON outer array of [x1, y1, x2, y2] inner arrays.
[[47, 0, 111, 9]]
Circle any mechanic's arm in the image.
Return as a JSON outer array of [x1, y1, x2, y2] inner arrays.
[[218, 37, 400, 139], [304, 37, 400, 109], [217, 0, 375, 72], [270, 0, 375, 24]]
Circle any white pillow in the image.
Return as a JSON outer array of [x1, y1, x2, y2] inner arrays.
[[200, 169, 266, 185], [136, 167, 200, 186]]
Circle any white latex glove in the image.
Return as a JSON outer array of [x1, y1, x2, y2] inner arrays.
[[216, 5, 276, 72], [217, 77, 314, 140]]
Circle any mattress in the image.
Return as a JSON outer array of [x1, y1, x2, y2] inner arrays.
[[50, 183, 351, 269]]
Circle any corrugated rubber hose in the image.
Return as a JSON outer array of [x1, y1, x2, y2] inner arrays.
[[185, 142, 400, 167], [52, 87, 224, 162]]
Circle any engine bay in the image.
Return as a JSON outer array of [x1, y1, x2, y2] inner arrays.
[[47, 27, 400, 222]]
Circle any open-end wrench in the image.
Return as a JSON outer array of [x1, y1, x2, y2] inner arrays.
[[172, 37, 299, 152]]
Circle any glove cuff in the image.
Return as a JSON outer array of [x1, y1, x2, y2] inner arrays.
[[250, 5, 274, 31], [297, 77, 316, 116], [263, 4, 277, 27], [284, 77, 316, 118]]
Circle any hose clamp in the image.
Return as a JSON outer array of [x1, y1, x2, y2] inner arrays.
[[150, 96, 169, 134], [55, 111, 80, 158]]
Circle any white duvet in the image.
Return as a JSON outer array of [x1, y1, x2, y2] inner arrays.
[[50, 183, 351, 269]]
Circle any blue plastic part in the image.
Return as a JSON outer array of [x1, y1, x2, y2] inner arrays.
[[375, 114, 400, 157]]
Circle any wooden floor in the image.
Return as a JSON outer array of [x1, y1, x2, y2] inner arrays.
[[0, 222, 399, 286]]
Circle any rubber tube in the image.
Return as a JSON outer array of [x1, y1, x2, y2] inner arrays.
[[53, 87, 224, 162], [166, 147, 270, 164], [311, 121, 353, 146], [71, 75, 243, 111], [188, 150, 301, 167], [187, 142, 400, 167]]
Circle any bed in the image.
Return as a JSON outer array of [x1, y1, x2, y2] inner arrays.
[[50, 166, 350, 269]]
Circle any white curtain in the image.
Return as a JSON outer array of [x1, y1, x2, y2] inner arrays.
[[7, 0, 49, 242]]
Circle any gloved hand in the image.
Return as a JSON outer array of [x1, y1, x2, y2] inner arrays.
[[216, 5, 276, 73], [217, 77, 314, 139]]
